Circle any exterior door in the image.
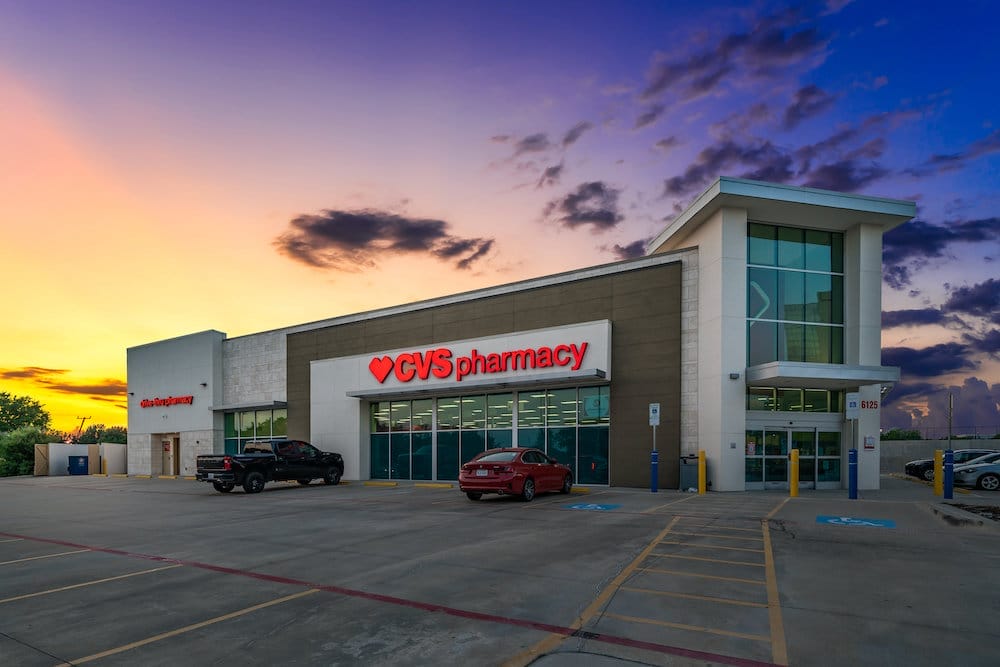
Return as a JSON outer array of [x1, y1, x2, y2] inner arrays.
[[746, 426, 842, 490]]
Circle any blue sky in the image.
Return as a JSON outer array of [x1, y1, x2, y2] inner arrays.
[[0, 0, 997, 433]]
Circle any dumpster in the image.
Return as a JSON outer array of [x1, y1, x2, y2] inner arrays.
[[679, 455, 700, 490], [68, 456, 89, 475]]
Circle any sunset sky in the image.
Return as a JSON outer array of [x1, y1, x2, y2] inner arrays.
[[1, 0, 997, 436]]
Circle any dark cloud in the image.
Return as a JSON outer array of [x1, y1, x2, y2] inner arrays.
[[881, 342, 977, 378], [655, 136, 680, 153], [514, 133, 552, 156], [43, 379, 128, 396], [610, 240, 648, 260], [710, 103, 772, 138], [882, 218, 1000, 288], [1, 366, 69, 380], [905, 129, 1000, 177], [882, 377, 1000, 433], [274, 209, 494, 271], [641, 9, 828, 102], [662, 139, 794, 197], [963, 329, 1000, 356], [881, 308, 965, 329], [543, 182, 624, 232], [783, 85, 836, 129], [562, 121, 594, 148], [801, 160, 888, 192], [536, 163, 564, 189], [943, 278, 1000, 320], [634, 105, 666, 130], [882, 265, 912, 291]]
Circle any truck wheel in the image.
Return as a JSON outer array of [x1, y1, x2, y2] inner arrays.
[[243, 472, 265, 494], [212, 481, 234, 493], [297, 479, 311, 485], [324, 467, 342, 485]]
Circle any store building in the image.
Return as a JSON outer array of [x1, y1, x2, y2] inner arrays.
[[126, 177, 915, 491]]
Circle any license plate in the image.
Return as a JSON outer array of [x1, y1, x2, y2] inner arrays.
[[476, 469, 488, 477], [207, 473, 214, 480]]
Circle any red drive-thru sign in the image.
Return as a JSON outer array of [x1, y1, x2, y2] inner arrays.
[[140, 395, 194, 408], [368, 342, 590, 384]]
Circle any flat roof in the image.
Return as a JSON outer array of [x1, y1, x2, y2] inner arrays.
[[647, 176, 917, 253]]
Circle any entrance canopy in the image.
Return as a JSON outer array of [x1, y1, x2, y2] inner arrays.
[[745, 361, 899, 390]]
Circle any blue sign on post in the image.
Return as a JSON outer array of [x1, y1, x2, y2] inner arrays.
[[943, 449, 954, 500], [848, 448, 858, 499], [816, 515, 896, 528]]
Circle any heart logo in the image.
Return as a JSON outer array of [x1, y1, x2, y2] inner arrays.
[[369, 356, 394, 383]]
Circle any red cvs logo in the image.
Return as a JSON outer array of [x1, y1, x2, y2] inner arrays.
[[369, 349, 454, 384]]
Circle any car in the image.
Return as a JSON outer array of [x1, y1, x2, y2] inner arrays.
[[459, 447, 572, 501], [953, 457, 1000, 491], [903, 448, 998, 481]]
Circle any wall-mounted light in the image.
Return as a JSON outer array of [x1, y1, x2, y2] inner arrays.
[[200, 382, 208, 388], [729, 372, 741, 380], [128, 392, 135, 396]]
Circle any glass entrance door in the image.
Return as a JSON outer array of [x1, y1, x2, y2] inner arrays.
[[746, 427, 842, 490]]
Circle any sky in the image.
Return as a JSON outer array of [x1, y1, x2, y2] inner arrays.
[[0, 0, 997, 436]]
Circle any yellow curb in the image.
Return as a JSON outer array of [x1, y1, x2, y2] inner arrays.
[[415, 482, 454, 489], [570, 487, 591, 494], [182, 476, 196, 481], [92, 473, 108, 477], [363, 481, 398, 487], [112, 474, 128, 478], [158, 475, 177, 479], [132, 475, 151, 479]]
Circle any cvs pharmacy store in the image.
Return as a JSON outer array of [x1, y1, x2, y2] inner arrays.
[[126, 177, 914, 491]]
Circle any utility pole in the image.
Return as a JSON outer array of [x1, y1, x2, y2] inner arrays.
[[76, 416, 91, 440]]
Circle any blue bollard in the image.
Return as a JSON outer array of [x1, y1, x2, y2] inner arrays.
[[848, 449, 858, 499], [943, 450, 954, 500], [650, 450, 659, 493]]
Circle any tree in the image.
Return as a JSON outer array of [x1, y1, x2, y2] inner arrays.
[[78, 424, 127, 444], [880, 428, 922, 441], [0, 425, 54, 476], [0, 392, 51, 433]]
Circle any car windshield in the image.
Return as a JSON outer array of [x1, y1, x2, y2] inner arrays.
[[476, 452, 518, 462]]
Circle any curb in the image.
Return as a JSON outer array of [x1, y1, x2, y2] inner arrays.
[[930, 503, 985, 527]]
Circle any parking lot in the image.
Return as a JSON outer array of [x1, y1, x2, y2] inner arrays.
[[1, 475, 998, 666]]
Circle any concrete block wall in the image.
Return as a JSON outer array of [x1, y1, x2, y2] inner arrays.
[[127, 433, 153, 476], [223, 330, 287, 405], [678, 249, 699, 456]]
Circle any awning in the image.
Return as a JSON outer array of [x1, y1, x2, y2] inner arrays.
[[346, 368, 607, 400], [745, 361, 899, 390]]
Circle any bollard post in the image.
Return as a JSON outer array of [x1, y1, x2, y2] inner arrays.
[[934, 450, 943, 496], [650, 450, 658, 493], [943, 449, 954, 500], [697, 450, 706, 495], [848, 449, 858, 499], [790, 449, 799, 498]]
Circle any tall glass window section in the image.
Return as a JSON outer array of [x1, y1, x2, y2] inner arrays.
[[747, 224, 844, 366], [223, 408, 288, 454]]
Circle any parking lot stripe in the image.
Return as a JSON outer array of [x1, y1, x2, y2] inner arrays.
[[602, 612, 770, 642], [641, 494, 698, 513], [0, 565, 182, 604], [0, 538, 24, 543], [60, 589, 319, 665], [651, 553, 765, 567], [0, 549, 89, 566], [655, 541, 765, 554], [762, 520, 788, 666], [766, 498, 789, 519], [674, 524, 762, 533], [620, 586, 767, 608], [638, 566, 764, 585], [669, 531, 764, 542]]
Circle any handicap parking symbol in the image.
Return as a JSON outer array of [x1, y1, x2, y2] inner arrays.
[[567, 503, 620, 511], [816, 515, 895, 528]]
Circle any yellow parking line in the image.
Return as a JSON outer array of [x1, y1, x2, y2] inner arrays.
[[651, 553, 765, 567], [620, 586, 767, 608], [638, 566, 764, 585], [502, 516, 681, 667], [0, 549, 89, 566], [61, 589, 319, 665], [602, 612, 770, 642], [655, 541, 764, 554], [668, 531, 764, 542], [762, 520, 789, 665], [641, 494, 698, 514], [0, 565, 182, 604], [673, 523, 762, 533], [766, 497, 790, 519]]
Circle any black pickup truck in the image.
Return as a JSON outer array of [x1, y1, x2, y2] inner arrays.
[[196, 440, 344, 494]]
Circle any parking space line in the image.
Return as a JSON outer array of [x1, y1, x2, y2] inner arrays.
[[651, 553, 765, 567], [655, 541, 765, 554], [641, 494, 698, 514], [620, 586, 767, 608], [674, 524, 762, 533], [762, 520, 788, 666], [0, 549, 89, 566], [602, 612, 770, 642], [765, 498, 789, 519], [638, 567, 764, 585], [0, 565, 182, 604], [669, 531, 764, 542], [0, 538, 24, 543], [60, 589, 319, 665]]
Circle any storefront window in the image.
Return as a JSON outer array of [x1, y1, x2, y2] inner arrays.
[[517, 392, 546, 428], [746, 387, 843, 413], [487, 394, 513, 428], [411, 400, 433, 431], [461, 396, 486, 429], [437, 397, 460, 430], [546, 389, 577, 426], [390, 401, 411, 432], [579, 386, 610, 424], [371, 402, 390, 433]]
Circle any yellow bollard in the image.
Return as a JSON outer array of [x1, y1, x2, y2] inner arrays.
[[790, 449, 799, 497], [934, 450, 943, 496], [698, 450, 706, 495]]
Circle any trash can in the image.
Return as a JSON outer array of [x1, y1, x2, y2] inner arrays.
[[68, 456, 89, 475], [679, 455, 699, 490]]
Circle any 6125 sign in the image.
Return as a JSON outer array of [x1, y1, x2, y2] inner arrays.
[[861, 400, 879, 409]]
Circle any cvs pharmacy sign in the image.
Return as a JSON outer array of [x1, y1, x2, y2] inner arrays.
[[369, 342, 590, 384]]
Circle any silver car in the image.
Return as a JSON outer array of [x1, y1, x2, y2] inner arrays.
[[953, 454, 1000, 491]]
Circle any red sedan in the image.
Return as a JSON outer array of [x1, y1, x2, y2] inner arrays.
[[459, 448, 573, 501]]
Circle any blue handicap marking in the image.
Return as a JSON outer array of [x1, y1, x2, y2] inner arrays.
[[567, 503, 620, 512], [816, 515, 896, 528]]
